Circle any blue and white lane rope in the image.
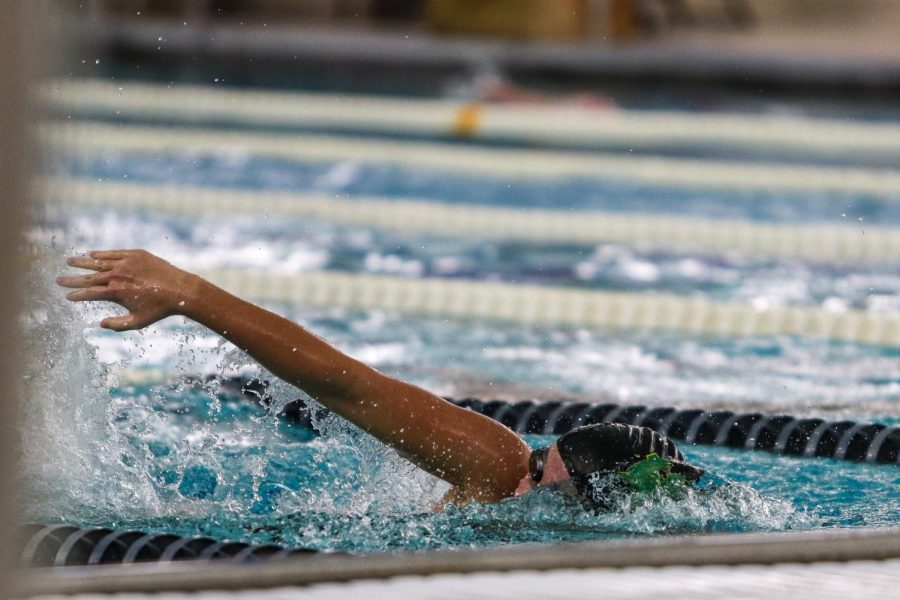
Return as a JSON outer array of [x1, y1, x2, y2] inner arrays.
[[42, 79, 900, 157], [42, 122, 900, 196], [38, 179, 900, 346], [40, 178, 900, 265], [189, 268, 899, 347]]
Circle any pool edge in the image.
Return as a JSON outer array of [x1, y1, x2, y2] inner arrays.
[[13, 526, 900, 597]]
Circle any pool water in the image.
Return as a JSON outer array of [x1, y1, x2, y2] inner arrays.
[[23, 90, 900, 552], [20, 354, 900, 553], [21, 274, 900, 551]]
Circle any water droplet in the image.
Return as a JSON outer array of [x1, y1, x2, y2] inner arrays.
[[178, 301, 185, 307]]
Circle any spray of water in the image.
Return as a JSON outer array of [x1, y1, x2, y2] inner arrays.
[[20, 243, 166, 522], [19, 238, 441, 531]]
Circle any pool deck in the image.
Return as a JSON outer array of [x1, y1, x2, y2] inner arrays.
[[16, 527, 900, 598], [76, 13, 900, 89], [32, 560, 898, 600]]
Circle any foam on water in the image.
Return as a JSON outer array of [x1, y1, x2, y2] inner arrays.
[[38, 207, 900, 316], [21, 247, 166, 520], [22, 356, 812, 552]]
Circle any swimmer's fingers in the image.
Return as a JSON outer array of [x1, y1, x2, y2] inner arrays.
[[66, 256, 116, 271], [56, 271, 113, 289], [90, 249, 141, 260], [100, 314, 144, 332], [64, 286, 118, 302]]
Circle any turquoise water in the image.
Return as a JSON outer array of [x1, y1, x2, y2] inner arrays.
[[45, 152, 900, 316], [22, 370, 899, 552], [25, 95, 900, 551], [21, 291, 900, 551], [59, 151, 900, 224]]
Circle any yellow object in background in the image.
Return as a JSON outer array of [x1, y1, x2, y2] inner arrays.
[[428, 0, 589, 41], [452, 103, 483, 137]]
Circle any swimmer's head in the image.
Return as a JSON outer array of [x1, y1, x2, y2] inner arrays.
[[523, 423, 704, 509]]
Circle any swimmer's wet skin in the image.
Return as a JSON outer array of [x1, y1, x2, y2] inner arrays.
[[57, 249, 703, 509]]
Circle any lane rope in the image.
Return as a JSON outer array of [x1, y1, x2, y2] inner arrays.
[[443, 397, 899, 465], [40, 178, 900, 264], [18, 523, 318, 567], [154, 267, 900, 347], [42, 79, 900, 156], [42, 122, 900, 196], [107, 373, 900, 466]]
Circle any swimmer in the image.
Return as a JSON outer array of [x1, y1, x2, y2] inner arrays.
[[58, 249, 702, 509], [451, 65, 617, 109]]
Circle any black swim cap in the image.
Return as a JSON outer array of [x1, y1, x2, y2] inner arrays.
[[556, 423, 704, 507]]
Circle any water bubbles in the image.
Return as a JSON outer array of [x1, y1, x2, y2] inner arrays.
[[20, 247, 165, 518], [178, 465, 218, 499]]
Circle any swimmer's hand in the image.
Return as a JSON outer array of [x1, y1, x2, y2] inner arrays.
[[57, 249, 200, 331]]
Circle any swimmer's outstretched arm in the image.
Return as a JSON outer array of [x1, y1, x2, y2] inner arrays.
[[58, 250, 531, 502]]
